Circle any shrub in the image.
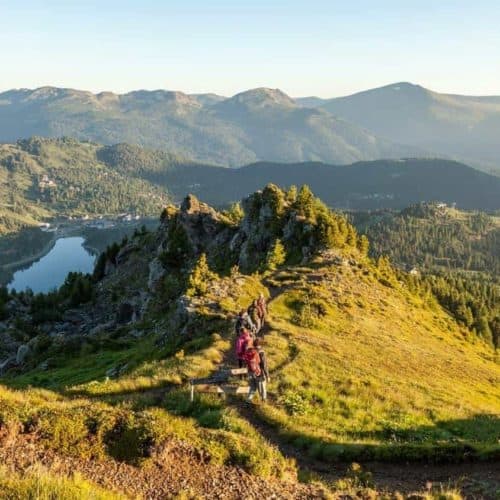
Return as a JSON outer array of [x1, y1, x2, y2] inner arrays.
[[279, 391, 311, 416]]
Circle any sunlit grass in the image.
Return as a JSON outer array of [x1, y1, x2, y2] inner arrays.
[[0, 466, 125, 499]]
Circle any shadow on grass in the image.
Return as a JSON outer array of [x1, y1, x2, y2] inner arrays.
[[237, 405, 500, 464]]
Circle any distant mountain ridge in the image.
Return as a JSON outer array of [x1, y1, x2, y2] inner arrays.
[[309, 82, 500, 173], [161, 158, 500, 211], [0, 85, 420, 167]]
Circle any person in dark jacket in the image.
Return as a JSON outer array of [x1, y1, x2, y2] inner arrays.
[[235, 310, 255, 336], [257, 293, 267, 328], [253, 338, 269, 401], [247, 299, 261, 334]]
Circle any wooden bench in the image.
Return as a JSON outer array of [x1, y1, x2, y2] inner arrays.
[[190, 367, 249, 401]]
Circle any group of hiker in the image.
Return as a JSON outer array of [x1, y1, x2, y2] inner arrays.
[[234, 293, 270, 402]]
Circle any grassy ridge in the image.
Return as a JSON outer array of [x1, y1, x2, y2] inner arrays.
[[255, 257, 499, 462]]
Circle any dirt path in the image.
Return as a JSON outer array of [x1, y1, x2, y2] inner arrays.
[[0, 435, 325, 499]]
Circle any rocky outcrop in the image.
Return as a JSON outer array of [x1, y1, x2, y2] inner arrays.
[[0, 356, 16, 375], [148, 258, 165, 291], [158, 188, 294, 273], [16, 344, 30, 365]]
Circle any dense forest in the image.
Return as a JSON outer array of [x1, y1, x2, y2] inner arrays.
[[353, 203, 500, 277], [404, 272, 499, 348], [0, 138, 170, 234]]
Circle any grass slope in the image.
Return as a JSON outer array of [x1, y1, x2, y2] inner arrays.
[[257, 255, 499, 462]]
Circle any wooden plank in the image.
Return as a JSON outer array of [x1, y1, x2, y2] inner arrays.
[[191, 376, 228, 385], [191, 368, 248, 385], [222, 368, 248, 376]]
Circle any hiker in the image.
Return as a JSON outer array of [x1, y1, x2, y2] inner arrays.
[[247, 299, 262, 334], [235, 327, 252, 368], [257, 292, 267, 328], [254, 338, 269, 401], [235, 309, 256, 336], [243, 341, 263, 402]]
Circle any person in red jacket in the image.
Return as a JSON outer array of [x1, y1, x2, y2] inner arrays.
[[244, 342, 262, 402], [235, 328, 251, 368]]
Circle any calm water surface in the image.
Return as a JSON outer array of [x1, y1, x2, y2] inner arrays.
[[8, 237, 95, 293]]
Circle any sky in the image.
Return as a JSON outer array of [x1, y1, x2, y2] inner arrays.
[[1, 0, 499, 97]]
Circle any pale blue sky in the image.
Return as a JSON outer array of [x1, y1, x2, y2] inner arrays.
[[1, 0, 499, 97]]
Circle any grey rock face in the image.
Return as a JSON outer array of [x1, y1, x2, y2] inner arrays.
[[116, 302, 135, 324], [0, 356, 16, 374], [148, 258, 165, 291], [16, 344, 30, 364]]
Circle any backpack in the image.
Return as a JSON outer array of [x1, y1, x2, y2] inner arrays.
[[245, 349, 262, 377]]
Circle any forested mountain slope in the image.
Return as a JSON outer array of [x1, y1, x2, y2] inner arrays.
[[314, 82, 500, 174], [162, 158, 500, 211], [0, 86, 418, 166], [2, 138, 500, 235], [0, 137, 171, 234]]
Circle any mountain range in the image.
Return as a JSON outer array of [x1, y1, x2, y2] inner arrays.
[[0, 86, 413, 167], [299, 82, 500, 173], [4, 82, 500, 173]]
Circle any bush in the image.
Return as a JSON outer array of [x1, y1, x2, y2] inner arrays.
[[279, 391, 311, 416]]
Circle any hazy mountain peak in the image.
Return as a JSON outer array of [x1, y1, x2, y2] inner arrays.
[[227, 87, 296, 108]]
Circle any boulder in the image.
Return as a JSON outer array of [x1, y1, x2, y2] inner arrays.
[[88, 321, 115, 337], [116, 243, 140, 266]]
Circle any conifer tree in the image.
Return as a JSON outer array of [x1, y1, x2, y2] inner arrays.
[[295, 185, 315, 219], [357, 234, 370, 256], [287, 185, 298, 203], [265, 239, 286, 272], [187, 253, 217, 297]]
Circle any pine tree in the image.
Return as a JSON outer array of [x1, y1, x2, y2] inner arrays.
[[225, 202, 244, 224], [265, 239, 286, 272], [187, 253, 217, 297], [295, 185, 315, 219], [357, 235, 370, 256], [287, 185, 298, 203]]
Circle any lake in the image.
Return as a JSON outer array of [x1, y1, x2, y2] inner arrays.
[[8, 237, 96, 293]]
